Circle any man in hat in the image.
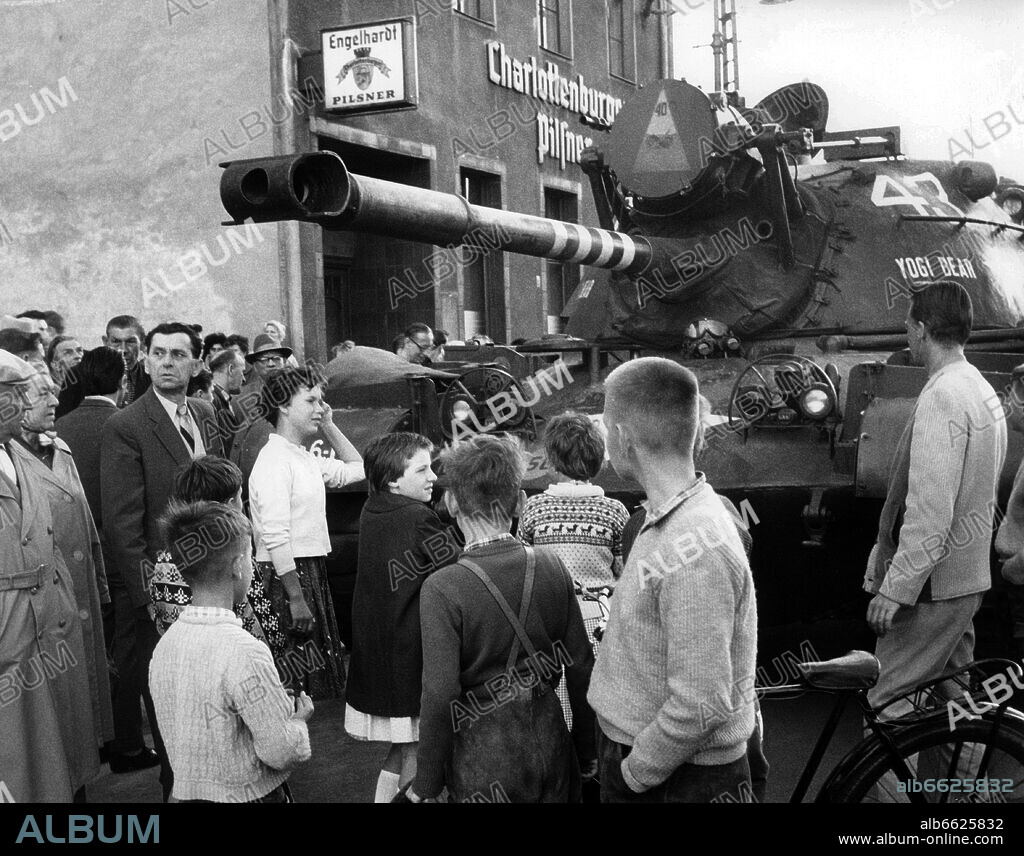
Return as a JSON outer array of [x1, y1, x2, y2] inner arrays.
[[245, 332, 293, 386], [0, 329, 45, 363], [229, 333, 295, 495], [996, 363, 1024, 659], [0, 349, 100, 801]]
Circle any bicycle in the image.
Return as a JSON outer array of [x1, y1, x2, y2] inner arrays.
[[578, 583, 1024, 803], [761, 650, 1024, 803], [574, 582, 614, 644]]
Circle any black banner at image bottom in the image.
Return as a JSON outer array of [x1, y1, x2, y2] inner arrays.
[[0, 804, 1017, 848]]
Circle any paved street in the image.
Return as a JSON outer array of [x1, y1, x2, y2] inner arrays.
[[86, 689, 864, 804]]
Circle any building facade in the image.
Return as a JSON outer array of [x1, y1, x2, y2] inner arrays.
[[1, 1, 282, 353], [1, 0, 668, 361], [283, 0, 671, 357]]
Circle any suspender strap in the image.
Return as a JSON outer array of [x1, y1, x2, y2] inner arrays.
[[458, 546, 537, 675]]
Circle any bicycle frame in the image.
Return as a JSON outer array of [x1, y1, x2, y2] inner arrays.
[[762, 683, 1023, 803]]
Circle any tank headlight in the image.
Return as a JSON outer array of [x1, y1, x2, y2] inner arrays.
[[799, 385, 834, 420], [452, 400, 473, 422]]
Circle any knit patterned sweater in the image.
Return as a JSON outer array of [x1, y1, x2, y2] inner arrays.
[[587, 476, 758, 792], [149, 606, 311, 802], [518, 483, 630, 587]]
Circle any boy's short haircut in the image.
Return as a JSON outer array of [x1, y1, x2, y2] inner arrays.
[[173, 456, 244, 504], [543, 412, 604, 481], [605, 358, 699, 456], [440, 434, 524, 519], [364, 432, 434, 494], [159, 500, 252, 585]]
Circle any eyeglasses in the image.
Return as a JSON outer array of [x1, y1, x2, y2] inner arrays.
[[255, 354, 285, 366]]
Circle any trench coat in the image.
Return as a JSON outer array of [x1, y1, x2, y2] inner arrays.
[[11, 438, 114, 746], [0, 446, 99, 802]]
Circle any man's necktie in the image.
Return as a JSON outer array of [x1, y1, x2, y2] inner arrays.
[[177, 404, 196, 453]]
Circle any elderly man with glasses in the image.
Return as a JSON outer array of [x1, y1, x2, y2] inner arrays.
[[0, 350, 100, 801], [394, 323, 435, 366], [246, 333, 293, 381]]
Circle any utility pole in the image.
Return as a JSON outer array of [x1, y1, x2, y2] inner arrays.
[[712, 0, 739, 92]]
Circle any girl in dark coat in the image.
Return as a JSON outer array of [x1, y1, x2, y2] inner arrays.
[[345, 433, 459, 802]]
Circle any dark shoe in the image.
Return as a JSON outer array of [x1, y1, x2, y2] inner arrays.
[[108, 748, 160, 774]]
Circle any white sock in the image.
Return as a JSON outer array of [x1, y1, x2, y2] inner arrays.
[[374, 770, 401, 803]]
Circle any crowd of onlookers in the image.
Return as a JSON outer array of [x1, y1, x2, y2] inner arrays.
[[0, 310, 350, 802], [0, 305, 759, 804], [4, 281, 1023, 804]]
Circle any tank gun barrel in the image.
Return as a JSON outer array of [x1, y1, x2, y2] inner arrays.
[[220, 151, 654, 275]]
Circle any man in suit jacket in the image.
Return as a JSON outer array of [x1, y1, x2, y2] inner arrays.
[[101, 322, 224, 799], [103, 314, 150, 407], [55, 347, 125, 530], [208, 347, 247, 458]]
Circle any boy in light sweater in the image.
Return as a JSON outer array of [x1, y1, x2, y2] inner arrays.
[[588, 358, 758, 802], [149, 500, 313, 803]]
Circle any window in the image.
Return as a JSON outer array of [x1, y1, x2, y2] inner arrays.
[[456, 0, 495, 24], [460, 169, 506, 341], [544, 189, 579, 333], [608, 0, 636, 81], [539, 0, 572, 58]]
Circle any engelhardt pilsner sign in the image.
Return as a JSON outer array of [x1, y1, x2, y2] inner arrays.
[[322, 18, 418, 115]]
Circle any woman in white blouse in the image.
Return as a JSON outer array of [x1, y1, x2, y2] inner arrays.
[[249, 367, 364, 699]]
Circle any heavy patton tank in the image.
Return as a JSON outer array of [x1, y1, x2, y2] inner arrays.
[[219, 79, 1024, 656]]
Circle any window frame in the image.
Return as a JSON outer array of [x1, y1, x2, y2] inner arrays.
[[454, 0, 496, 26], [538, 0, 573, 61], [607, 0, 636, 83], [542, 185, 581, 331]]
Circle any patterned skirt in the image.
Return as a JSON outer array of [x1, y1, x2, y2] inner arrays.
[[149, 551, 279, 651], [262, 556, 347, 701]]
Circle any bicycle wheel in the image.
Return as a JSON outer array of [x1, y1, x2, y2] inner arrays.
[[823, 713, 1024, 803]]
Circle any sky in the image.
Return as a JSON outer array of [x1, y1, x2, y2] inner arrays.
[[671, 0, 1024, 180]]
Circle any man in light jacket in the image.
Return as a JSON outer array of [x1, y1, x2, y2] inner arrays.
[[0, 350, 98, 802], [864, 282, 1007, 714]]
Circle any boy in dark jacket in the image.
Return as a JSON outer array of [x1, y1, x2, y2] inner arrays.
[[409, 434, 596, 803]]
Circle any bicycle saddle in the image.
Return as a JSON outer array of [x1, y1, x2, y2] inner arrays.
[[795, 650, 880, 690]]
